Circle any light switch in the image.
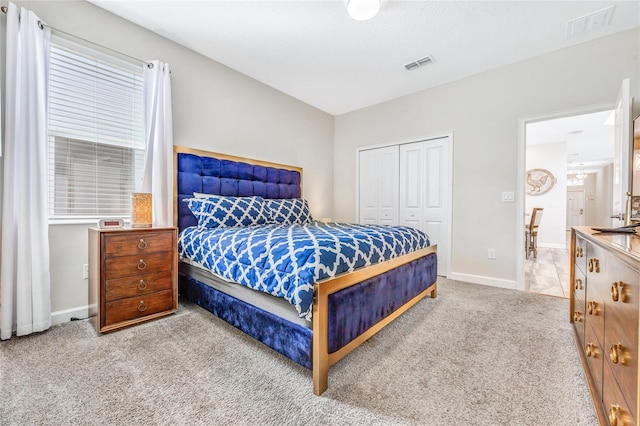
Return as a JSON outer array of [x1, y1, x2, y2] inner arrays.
[[501, 191, 515, 202]]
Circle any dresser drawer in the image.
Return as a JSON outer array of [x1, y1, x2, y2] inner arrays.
[[605, 313, 638, 420], [105, 272, 173, 302], [104, 231, 174, 257], [573, 293, 586, 349], [586, 241, 605, 277], [573, 267, 586, 304], [603, 360, 636, 426], [584, 322, 603, 400], [575, 235, 587, 275], [104, 289, 174, 326], [105, 252, 172, 279], [606, 261, 639, 342]]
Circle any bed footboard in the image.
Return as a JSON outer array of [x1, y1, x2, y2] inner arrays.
[[312, 246, 437, 395]]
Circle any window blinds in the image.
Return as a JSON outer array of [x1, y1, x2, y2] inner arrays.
[[47, 35, 145, 219]]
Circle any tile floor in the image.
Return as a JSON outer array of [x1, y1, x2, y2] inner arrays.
[[524, 232, 571, 298]]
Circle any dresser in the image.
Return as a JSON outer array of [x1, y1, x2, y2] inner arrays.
[[570, 226, 639, 426], [89, 227, 178, 333]]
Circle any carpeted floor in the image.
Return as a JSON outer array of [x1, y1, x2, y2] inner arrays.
[[0, 278, 597, 425]]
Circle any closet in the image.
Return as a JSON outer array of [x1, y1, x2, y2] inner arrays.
[[358, 136, 450, 276]]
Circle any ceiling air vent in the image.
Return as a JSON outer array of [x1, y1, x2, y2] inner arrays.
[[404, 55, 434, 71]]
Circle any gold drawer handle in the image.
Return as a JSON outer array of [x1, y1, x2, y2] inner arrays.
[[585, 343, 593, 357], [587, 301, 598, 315], [137, 280, 148, 291], [137, 259, 147, 270], [609, 343, 623, 364], [137, 300, 147, 312], [138, 239, 148, 250], [574, 278, 583, 290], [588, 258, 600, 273], [576, 247, 584, 258], [610, 282, 626, 303], [573, 311, 583, 322], [609, 404, 621, 426]]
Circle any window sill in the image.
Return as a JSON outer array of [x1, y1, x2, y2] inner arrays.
[[48, 218, 131, 226]]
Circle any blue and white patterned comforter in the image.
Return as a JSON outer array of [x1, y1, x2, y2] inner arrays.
[[178, 222, 430, 321]]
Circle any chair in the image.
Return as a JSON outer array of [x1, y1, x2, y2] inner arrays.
[[525, 208, 544, 259]]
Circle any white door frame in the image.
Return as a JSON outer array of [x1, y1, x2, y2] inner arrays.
[[516, 103, 614, 291], [356, 132, 453, 278]]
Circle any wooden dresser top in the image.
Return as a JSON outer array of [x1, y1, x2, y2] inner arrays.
[[573, 226, 640, 266]]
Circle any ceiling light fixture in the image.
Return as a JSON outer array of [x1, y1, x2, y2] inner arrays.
[[347, 0, 380, 21]]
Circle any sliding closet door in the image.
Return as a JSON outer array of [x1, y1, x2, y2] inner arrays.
[[358, 146, 399, 225]]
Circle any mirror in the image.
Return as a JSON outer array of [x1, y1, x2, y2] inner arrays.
[[631, 115, 640, 219]]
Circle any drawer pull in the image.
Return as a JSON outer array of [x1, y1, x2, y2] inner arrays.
[[610, 282, 626, 303], [609, 343, 623, 364], [576, 247, 583, 258], [573, 311, 583, 322], [574, 278, 583, 290], [138, 239, 148, 250], [609, 404, 621, 426], [588, 258, 600, 273], [587, 301, 598, 315], [137, 259, 147, 270], [137, 300, 147, 312], [585, 343, 594, 357], [137, 280, 148, 291]]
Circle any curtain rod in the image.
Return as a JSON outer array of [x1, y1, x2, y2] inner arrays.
[[0, 5, 154, 69]]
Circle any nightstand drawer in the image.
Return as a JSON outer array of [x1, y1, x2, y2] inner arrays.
[[104, 231, 174, 257], [105, 272, 173, 302], [104, 289, 174, 326], [105, 252, 172, 279]]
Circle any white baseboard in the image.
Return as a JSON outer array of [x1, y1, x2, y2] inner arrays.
[[538, 242, 566, 249], [447, 272, 517, 290], [51, 305, 90, 326]]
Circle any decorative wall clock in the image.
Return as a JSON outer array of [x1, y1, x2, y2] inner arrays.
[[526, 168, 556, 195]]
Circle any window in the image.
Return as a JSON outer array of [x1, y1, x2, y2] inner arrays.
[[47, 36, 144, 221]]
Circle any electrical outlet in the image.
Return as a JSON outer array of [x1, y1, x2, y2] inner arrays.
[[488, 249, 496, 260], [83, 264, 89, 280]]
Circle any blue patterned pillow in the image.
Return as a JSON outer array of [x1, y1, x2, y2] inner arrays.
[[184, 196, 270, 228], [264, 198, 313, 225]]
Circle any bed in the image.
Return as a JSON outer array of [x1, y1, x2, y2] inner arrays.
[[174, 145, 438, 395]]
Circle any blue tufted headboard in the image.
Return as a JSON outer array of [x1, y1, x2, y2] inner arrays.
[[174, 146, 303, 231]]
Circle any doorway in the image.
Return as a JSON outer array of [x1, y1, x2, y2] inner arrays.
[[522, 108, 615, 298], [567, 189, 585, 228]]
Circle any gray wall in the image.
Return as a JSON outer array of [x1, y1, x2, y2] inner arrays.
[[334, 28, 640, 286], [0, 1, 334, 322]]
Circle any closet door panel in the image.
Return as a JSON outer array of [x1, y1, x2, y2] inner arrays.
[[358, 146, 398, 226], [358, 149, 379, 225], [377, 147, 399, 225], [399, 143, 423, 229], [423, 138, 449, 275]]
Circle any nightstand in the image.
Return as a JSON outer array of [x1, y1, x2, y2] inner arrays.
[[88, 227, 178, 333]]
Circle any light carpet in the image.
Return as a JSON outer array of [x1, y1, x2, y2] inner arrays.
[[0, 278, 597, 425]]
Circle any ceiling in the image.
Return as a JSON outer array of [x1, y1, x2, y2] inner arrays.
[[88, 0, 640, 116], [526, 110, 615, 174]]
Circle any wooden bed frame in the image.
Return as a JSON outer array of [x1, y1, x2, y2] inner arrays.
[[174, 145, 438, 395]]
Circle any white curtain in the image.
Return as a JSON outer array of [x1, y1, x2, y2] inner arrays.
[[1, 3, 52, 340], [142, 61, 173, 227]]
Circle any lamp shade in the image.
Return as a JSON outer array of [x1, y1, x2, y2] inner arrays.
[[347, 0, 380, 21], [131, 193, 152, 228]]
